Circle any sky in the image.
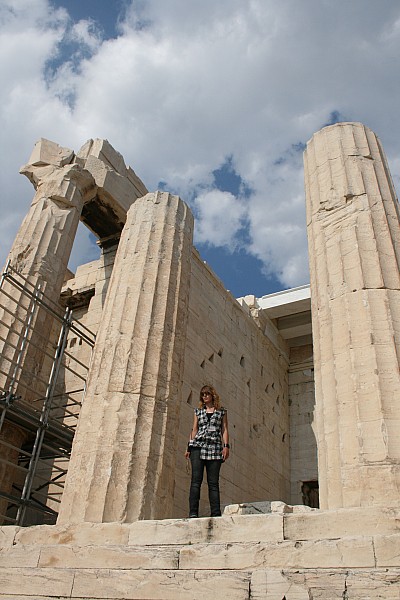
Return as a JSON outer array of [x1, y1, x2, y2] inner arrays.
[[1, 1, 400, 298]]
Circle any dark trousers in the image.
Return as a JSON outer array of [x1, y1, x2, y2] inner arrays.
[[189, 448, 222, 517]]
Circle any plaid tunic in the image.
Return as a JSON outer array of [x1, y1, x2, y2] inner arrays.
[[189, 407, 226, 460]]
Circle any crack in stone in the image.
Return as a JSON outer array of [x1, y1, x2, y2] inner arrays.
[[342, 572, 349, 599]]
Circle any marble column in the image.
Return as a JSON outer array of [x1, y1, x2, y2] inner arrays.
[[0, 140, 97, 398], [0, 140, 97, 519], [58, 191, 193, 523], [304, 122, 400, 509]]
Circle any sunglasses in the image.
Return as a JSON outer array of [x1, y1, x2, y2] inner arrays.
[[201, 391, 212, 397]]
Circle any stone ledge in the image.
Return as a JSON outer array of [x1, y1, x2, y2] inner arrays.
[[1, 507, 399, 599], [5, 506, 400, 549], [38, 545, 179, 569], [283, 506, 400, 540], [1, 566, 400, 600], [14, 522, 131, 547], [0, 536, 386, 571]]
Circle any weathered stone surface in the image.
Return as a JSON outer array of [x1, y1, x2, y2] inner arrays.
[[0, 567, 74, 597], [39, 544, 179, 569], [0, 146, 98, 523], [288, 344, 317, 506], [23, 137, 74, 170], [175, 248, 291, 519], [1, 508, 400, 598], [15, 522, 130, 547], [58, 192, 194, 524], [0, 525, 17, 548], [284, 506, 400, 540], [0, 597, 70, 600], [0, 544, 40, 567], [304, 121, 400, 510], [127, 514, 284, 545], [76, 138, 148, 241], [374, 533, 400, 567], [285, 569, 400, 599], [250, 569, 310, 600], [224, 501, 293, 515], [71, 569, 250, 600], [179, 537, 375, 570]]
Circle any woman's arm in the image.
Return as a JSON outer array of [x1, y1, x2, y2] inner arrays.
[[221, 411, 230, 461], [184, 412, 198, 458]]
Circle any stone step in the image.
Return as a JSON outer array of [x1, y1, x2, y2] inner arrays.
[[1, 533, 399, 570], [0, 508, 400, 599], [8, 505, 400, 547]]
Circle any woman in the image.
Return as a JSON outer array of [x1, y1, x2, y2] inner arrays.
[[185, 384, 230, 517]]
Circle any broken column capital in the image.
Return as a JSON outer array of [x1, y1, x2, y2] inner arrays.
[[26, 138, 75, 168], [20, 138, 74, 186], [21, 162, 98, 209]]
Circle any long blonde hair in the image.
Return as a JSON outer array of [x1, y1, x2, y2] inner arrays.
[[198, 384, 221, 410]]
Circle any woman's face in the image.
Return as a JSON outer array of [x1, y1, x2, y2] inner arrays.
[[201, 388, 213, 405]]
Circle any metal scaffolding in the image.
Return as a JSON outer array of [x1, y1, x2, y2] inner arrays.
[[0, 263, 95, 526]]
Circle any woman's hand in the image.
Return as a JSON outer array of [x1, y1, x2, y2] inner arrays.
[[222, 447, 230, 461], [185, 451, 190, 459]]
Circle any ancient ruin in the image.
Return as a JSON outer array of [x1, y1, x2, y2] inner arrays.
[[0, 122, 399, 598]]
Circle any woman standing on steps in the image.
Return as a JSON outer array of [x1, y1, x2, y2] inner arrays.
[[185, 384, 230, 517]]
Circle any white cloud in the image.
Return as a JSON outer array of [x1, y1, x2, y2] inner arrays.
[[193, 190, 247, 249], [1, 0, 400, 290], [68, 19, 102, 52]]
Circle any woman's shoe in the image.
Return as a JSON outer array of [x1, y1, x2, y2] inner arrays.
[[189, 513, 198, 518]]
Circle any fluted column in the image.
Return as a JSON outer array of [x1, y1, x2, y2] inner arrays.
[[0, 140, 96, 520], [304, 122, 400, 509], [0, 140, 97, 399], [58, 191, 194, 523]]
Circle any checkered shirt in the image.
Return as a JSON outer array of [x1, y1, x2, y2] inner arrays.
[[189, 407, 226, 460]]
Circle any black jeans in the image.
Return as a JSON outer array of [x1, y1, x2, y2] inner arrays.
[[189, 448, 222, 517]]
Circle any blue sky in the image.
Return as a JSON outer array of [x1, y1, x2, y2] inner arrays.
[[1, 1, 400, 298], [51, 0, 124, 39]]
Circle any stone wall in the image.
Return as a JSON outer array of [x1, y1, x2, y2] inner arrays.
[[58, 244, 292, 520], [288, 344, 318, 505], [174, 250, 291, 517]]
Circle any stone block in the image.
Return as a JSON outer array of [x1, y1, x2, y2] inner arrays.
[[0, 567, 74, 597], [0, 545, 40, 568], [14, 523, 130, 547], [71, 569, 250, 599], [224, 502, 273, 515], [0, 597, 70, 600], [179, 537, 374, 570], [128, 514, 284, 546], [286, 568, 400, 599], [224, 501, 293, 515], [85, 155, 137, 214], [284, 507, 400, 540], [39, 544, 179, 570], [374, 533, 400, 567], [250, 569, 309, 600], [0, 526, 17, 548], [27, 138, 74, 167], [82, 139, 127, 175]]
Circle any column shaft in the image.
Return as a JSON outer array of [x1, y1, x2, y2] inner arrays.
[[58, 192, 193, 523], [304, 122, 400, 509], [0, 161, 96, 399], [0, 145, 96, 520]]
